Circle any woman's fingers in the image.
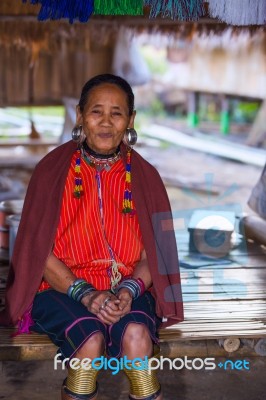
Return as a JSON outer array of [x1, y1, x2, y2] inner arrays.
[[82, 290, 132, 323], [118, 298, 131, 310], [83, 291, 120, 314], [100, 303, 123, 318], [97, 309, 121, 325], [117, 288, 133, 313], [105, 299, 120, 311]]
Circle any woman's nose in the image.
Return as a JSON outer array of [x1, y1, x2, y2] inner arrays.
[[101, 113, 112, 125]]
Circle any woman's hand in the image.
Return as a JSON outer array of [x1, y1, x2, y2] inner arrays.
[[81, 290, 123, 325], [116, 288, 133, 318]]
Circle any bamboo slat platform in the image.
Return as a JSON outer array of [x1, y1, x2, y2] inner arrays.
[[0, 237, 266, 360], [0, 328, 261, 361]]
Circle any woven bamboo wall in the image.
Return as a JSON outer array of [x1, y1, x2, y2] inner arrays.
[[0, 44, 114, 106], [0, 2, 117, 106], [0, 0, 39, 15]]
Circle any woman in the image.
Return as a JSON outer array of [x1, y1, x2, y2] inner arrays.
[[0, 74, 183, 400]]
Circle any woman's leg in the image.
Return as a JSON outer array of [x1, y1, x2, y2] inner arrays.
[[30, 290, 107, 400], [62, 332, 105, 400], [107, 292, 162, 400], [75, 331, 105, 359], [121, 323, 162, 400]]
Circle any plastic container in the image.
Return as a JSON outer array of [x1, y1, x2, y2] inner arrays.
[[188, 210, 235, 258], [0, 200, 23, 250], [6, 214, 21, 260]]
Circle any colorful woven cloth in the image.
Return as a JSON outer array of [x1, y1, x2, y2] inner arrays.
[[208, 0, 266, 26], [94, 0, 143, 16], [22, 0, 204, 22], [23, 0, 94, 23], [31, 290, 159, 359], [144, 0, 204, 20], [39, 155, 143, 292], [0, 141, 183, 328]]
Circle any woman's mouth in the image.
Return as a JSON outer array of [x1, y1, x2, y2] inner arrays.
[[97, 133, 113, 139]]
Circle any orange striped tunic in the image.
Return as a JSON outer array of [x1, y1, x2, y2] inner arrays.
[[39, 152, 144, 292]]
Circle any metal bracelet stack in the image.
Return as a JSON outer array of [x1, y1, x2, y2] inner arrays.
[[114, 278, 145, 300], [67, 279, 96, 302]]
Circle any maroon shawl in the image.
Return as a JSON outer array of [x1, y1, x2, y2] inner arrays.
[[0, 141, 183, 327]]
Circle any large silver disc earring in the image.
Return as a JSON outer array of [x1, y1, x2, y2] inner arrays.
[[123, 128, 138, 147], [71, 125, 85, 144]]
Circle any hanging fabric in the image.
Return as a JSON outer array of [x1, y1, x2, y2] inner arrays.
[[144, 0, 204, 20], [94, 0, 143, 16], [208, 0, 266, 26], [22, 0, 94, 23]]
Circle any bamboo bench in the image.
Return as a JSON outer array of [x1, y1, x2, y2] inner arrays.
[[1, 241, 266, 361], [1, 326, 264, 362]]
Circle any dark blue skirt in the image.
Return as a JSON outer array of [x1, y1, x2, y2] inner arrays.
[[30, 290, 161, 360]]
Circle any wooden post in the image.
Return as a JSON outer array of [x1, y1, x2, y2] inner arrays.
[[187, 91, 199, 128], [220, 95, 230, 135], [218, 338, 241, 353]]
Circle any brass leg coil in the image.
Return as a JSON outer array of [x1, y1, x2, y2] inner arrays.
[[123, 353, 161, 400], [62, 360, 100, 400], [128, 386, 161, 400]]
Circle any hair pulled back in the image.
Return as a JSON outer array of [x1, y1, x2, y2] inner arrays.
[[78, 74, 135, 116]]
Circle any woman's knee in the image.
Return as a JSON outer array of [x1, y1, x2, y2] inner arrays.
[[124, 323, 150, 342], [76, 331, 105, 358], [122, 323, 153, 356]]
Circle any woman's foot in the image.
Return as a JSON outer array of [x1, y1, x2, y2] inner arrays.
[[61, 386, 98, 400]]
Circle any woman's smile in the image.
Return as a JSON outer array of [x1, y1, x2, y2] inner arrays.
[[97, 132, 113, 138]]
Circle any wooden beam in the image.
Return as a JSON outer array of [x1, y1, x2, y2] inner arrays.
[[0, 14, 223, 26]]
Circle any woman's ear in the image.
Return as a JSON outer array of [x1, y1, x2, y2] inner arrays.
[[128, 110, 136, 128], [76, 105, 83, 126]]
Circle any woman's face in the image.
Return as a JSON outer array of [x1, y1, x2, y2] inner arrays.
[[76, 83, 135, 155]]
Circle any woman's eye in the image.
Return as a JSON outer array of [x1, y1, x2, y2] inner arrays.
[[92, 109, 101, 114], [112, 112, 122, 116]]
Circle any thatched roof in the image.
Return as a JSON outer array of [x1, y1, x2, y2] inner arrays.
[[0, 1, 265, 107], [1, 1, 265, 52]]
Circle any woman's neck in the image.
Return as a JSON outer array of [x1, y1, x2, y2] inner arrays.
[[82, 141, 120, 159]]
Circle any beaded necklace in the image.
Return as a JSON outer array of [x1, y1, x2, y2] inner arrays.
[[73, 141, 135, 215], [81, 145, 121, 172]]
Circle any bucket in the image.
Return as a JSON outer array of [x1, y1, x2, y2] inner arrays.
[[0, 200, 24, 250], [188, 210, 235, 258], [6, 214, 21, 260]]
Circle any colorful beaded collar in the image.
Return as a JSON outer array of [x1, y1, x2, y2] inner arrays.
[[73, 141, 135, 215], [81, 142, 121, 172]]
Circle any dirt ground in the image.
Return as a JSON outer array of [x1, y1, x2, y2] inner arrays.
[[1, 356, 266, 400]]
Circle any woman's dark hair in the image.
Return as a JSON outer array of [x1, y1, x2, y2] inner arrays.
[[78, 74, 135, 116]]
